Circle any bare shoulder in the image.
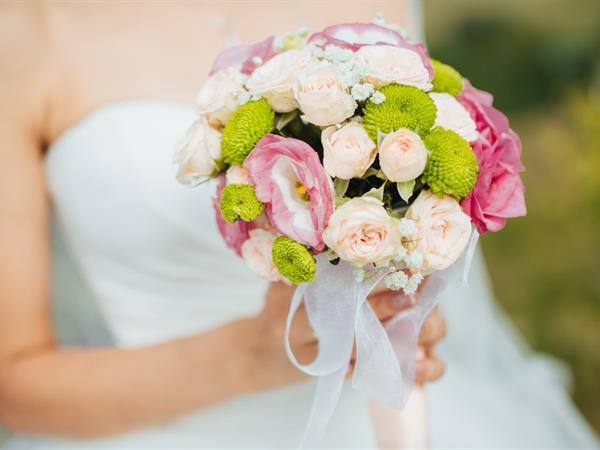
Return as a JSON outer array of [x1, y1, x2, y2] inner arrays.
[[0, 2, 55, 136]]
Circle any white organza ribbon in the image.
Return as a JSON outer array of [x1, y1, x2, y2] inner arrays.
[[285, 255, 447, 448]]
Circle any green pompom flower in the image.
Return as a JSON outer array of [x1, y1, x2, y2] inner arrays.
[[219, 183, 265, 223], [272, 236, 316, 284], [431, 59, 463, 96], [362, 84, 437, 142], [221, 98, 274, 165], [421, 128, 479, 199]]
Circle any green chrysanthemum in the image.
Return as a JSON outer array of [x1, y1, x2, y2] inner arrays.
[[219, 183, 264, 223], [272, 236, 316, 284], [431, 59, 463, 96], [221, 98, 274, 165], [421, 128, 479, 199], [362, 84, 437, 141]]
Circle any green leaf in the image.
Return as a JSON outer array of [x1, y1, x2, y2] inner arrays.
[[275, 110, 299, 131], [333, 177, 350, 197], [361, 167, 387, 180], [365, 181, 387, 202], [396, 180, 416, 203], [334, 196, 351, 208], [212, 157, 228, 172]]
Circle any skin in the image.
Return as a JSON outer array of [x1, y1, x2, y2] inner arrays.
[[0, 1, 446, 439]]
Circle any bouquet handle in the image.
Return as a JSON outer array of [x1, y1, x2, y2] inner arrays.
[[368, 384, 429, 450]]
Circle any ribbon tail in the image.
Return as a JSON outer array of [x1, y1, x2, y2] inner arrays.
[[462, 228, 480, 287], [299, 367, 347, 449]]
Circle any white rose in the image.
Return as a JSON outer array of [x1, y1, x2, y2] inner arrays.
[[405, 190, 472, 272], [196, 68, 246, 127], [241, 229, 281, 281], [379, 128, 428, 182], [173, 119, 222, 186], [322, 122, 376, 179], [430, 92, 478, 142], [293, 64, 357, 127], [246, 49, 310, 113], [355, 45, 432, 91], [322, 196, 401, 266]]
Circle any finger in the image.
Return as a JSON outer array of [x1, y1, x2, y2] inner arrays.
[[369, 292, 406, 321], [419, 308, 446, 346], [415, 356, 445, 383]]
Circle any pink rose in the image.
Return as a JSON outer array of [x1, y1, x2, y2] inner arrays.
[[406, 190, 472, 272], [321, 122, 376, 179], [244, 134, 334, 251], [379, 129, 428, 182], [307, 22, 434, 79], [209, 35, 276, 76], [430, 92, 478, 142], [458, 80, 526, 233], [322, 196, 401, 266], [355, 45, 432, 90], [212, 175, 254, 256], [241, 229, 281, 281], [293, 64, 357, 126]]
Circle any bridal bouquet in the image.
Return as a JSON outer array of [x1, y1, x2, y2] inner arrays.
[[174, 20, 526, 445]]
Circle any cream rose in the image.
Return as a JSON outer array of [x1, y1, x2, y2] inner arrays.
[[246, 49, 310, 113], [355, 45, 432, 90], [322, 196, 401, 266], [173, 119, 222, 186], [196, 67, 246, 127], [241, 229, 281, 281], [430, 92, 478, 142], [225, 165, 250, 185], [379, 128, 428, 182], [293, 64, 357, 127], [322, 122, 376, 179], [405, 190, 472, 272]]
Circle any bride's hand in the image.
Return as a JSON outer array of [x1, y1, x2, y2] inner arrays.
[[368, 283, 447, 384], [246, 280, 446, 392]]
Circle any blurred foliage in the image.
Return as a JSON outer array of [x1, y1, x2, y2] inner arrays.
[[425, 0, 600, 432]]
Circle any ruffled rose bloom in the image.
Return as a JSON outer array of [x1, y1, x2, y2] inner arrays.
[[246, 49, 311, 112], [173, 118, 222, 186], [209, 35, 276, 76], [323, 196, 401, 266], [225, 165, 250, 185], [379, 128, 428, 182], [196, 67, 246, 127], [212, 175, 255, 256], [293, 64, 357, 127], [244, 134, 334, 251], [321, 122, 376, 179], [405, 190, 472, 272], [241, 229, 281, 281], [430, 92, 478, 142], [458, 80, 526, 233], [307, 22, 434, 78], [355, 45, 432, 90]]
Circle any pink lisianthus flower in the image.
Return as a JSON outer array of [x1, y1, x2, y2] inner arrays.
[[209, 36, 277, 76], [458, 80, 527, 233], [212, 175, 255, 255], [244, 134, 334, 252], [307, 23, 433, 79]]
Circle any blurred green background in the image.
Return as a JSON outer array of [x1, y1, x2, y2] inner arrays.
[[424, 0, 600, 433]]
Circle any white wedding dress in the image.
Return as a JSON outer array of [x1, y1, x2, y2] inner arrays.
[[3, 11, 599, 450]]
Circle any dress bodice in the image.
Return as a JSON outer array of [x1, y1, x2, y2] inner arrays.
[[46, 101, 268, 347]]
